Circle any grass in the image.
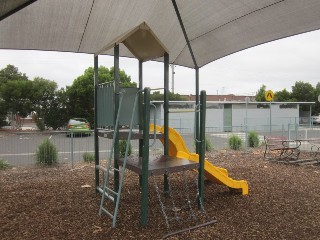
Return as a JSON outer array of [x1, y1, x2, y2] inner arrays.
[[0, 158, 11, 170]]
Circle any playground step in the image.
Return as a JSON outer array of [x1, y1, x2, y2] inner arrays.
[[100, 207, 114, 219], [96, 164, 119, 176], [97, 187, 116, 202]]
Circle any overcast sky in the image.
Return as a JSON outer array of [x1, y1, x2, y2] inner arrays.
[[1, 29, 320, 96]]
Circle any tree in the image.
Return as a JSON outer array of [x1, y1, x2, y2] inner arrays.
[[313, 82, 320, 114], [0, 64, 28, 84], [0, 80, 34, 117], [274, 89, 292, 102], [150, 91, 187, 101], [291, 81, 314, 102], [31, 77, 58, 117], [255, 84, 267, 102], [0, 99, 7, 127], [43, 88, 69, 130], [67, 66, 136, 125], [150, 91, 163, 101], [0, 65, 30, 126]]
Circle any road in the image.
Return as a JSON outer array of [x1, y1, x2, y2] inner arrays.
[[0, 132, 111, 166]]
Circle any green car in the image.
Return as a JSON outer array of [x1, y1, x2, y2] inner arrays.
[[67, 118, 91, 137]]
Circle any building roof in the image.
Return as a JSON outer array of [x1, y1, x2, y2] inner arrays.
[[1, 1, 320, 69], [182, 94, 256, 102]]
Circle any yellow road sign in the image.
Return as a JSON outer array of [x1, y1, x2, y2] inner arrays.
[[265, 90, 274, 101]]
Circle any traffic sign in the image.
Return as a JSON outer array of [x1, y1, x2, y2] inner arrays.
[[265, 90, 274, 102]]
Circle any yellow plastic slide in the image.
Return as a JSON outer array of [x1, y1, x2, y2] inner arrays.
[[150, 124, 248, 195]]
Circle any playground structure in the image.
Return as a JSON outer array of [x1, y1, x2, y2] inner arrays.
[[93, 22, 248, 230]]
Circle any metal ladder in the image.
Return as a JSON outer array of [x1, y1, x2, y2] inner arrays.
[[98, 89, 142, 228]]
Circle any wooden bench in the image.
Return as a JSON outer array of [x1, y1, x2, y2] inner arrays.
[[264, 136, 300, 160]]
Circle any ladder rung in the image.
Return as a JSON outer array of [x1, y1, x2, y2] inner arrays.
[[97, 187, 115, 202], [96, 165, 114, 176], [96, 165, 107, 172], [96, 165, 120, 173], [111, 167, 120, 172], [101, 207, 114, 219]]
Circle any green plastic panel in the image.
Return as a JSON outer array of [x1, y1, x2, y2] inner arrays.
[[97, 83, 140, 128], [97, 82, 114, 128], [119, 87, 140, 126]]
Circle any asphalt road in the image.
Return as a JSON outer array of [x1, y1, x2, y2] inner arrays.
[[0, 132, 110, 166]]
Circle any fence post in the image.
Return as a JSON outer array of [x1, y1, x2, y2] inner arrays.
[[288, 123, 291, 140], [295, 118, 298, 140], [71, 132, 74, 168]]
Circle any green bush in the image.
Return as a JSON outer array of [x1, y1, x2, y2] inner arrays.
[[205, 136, 213, 152], [228, 134, 242, 150], [119, 140, 132, 157], [0, 158, 11, 170], [83, 152, 95, 163], [248, 131, 260, 147], [36, 138, 58, 165], [35, 117, 45, 131]]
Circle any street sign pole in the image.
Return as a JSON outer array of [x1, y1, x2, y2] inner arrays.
[[269, 101, 272, 135], [265, 90, 274, 136]]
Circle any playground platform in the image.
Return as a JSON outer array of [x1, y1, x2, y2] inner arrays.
[[118, 155, 198, 176]]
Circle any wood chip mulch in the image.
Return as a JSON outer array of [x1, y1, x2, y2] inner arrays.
[[1, 149, 320, 240]]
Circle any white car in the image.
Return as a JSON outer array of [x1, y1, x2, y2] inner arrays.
[[312, 115, 320, 124]]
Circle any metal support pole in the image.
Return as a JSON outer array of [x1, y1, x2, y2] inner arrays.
[[141, 88, 150, 226], [94, 55, 100, 192], [164, 52, 170, 194], [195, 67, 200, 154], [71, 132, 74, 169], [171, 64, 175, 93], [245, 97, 249, 152], [139, 60, 143, 187], [114, 44, 120, 197], [198, 90, 206, 209], [309, 104, 312, 128]]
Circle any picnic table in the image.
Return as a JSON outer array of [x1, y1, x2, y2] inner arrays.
[[264, 136, 301, 160], [264, 136, 320, 164]]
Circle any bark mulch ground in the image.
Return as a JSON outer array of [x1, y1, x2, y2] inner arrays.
[[1, 149, 320, 240]]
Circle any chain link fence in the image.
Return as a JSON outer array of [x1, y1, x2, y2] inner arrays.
[[2, 121, 320, 167]]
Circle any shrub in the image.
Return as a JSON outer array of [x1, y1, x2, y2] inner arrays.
[[228, 134, 242, 150], [83, 152, 95, 163], [35, 117, 45, 131], [205, 136, 213, 152], [36, 138, 58, 165], [248, 131, 260, 147], [0, 158, 11, 170], [119, 140, 132, 157]]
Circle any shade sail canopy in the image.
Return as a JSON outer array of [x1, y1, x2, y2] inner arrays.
[[1, 0, 320, 68], [96, 22, 168, 62]]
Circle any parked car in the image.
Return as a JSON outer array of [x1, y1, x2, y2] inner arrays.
[[67, 118, 91, 136], [312, 115, 320, 124]]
